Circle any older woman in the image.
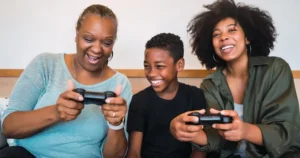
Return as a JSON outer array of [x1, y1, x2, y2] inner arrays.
[[1, 4, 131, 158]]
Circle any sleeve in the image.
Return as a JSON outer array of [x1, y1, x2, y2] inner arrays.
[[120, 78, 133, 140], [1, 53, 49, 127], [190, 87, 208, 110], [126, 94, 145, 133], [192, 81, 227, 152], [100, 73, 133, 155], [256, 60, 300, 157]]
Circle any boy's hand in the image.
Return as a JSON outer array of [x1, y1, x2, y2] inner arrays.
[[170, 109, 205, 142]]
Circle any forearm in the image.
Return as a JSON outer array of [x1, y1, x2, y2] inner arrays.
[[103, 128, 127, 158], [125, 151, 140, 158], [2, 105, 59, 139], [191, 151, 206, 158], [245, 123, 263, 146]]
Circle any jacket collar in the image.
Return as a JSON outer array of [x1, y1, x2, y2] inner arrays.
[[204, 56, 270, 83]]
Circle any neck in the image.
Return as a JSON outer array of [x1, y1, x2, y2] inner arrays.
[[225, 54, 249, 78], [157, 80, 179, 100], [73, 54, 105, 82]]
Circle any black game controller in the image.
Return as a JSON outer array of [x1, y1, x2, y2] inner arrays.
[[73, 88, 116, 105], [186, 112, 233, 126]]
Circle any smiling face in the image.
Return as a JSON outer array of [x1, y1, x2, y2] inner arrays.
[[212, 18, 249, 63], [75, 14, 117, 72], [144, 48, 183, 95]]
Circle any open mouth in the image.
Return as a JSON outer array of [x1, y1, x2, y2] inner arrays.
[[220, 45, 234, 53], [151, 80, 162, 86], [86, 54, 101, 64]]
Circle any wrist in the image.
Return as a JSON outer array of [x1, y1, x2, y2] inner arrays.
[[243, 122, 251, 140], [107, 117, 125, 130], [49, 105, 60, 123], [191, 130, 208, 145]]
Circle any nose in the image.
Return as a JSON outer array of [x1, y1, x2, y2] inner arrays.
[[90, 41, 102, 54], [220, 33, 229, 41], [147, 68, 157, 78]]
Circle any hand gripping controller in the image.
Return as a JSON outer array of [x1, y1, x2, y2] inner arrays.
[[73, 88, 116, 105], [186, 112, 233, 126]]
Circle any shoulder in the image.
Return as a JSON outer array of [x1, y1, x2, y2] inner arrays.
[[267, 56, 290, 69], [111, 71, 132, 91], [250, 56, 290, 70], [133, 86, 153, 100], [31, 52, 62, 64], [129, 86, 152, 110], [180, 82, 204, 94], [22, 53, 63, 77]]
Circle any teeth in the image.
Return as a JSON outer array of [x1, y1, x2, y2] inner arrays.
[[221, 45, 234, 50], [151, 80, 162, 85], [87, 54, 100, 60]]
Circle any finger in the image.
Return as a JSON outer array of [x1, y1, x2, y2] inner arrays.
[[105, 97, 126, 106], [61, 91, 83, 102], [220, 110, 239, 120], [102, 109, 126, 119], [213, 123, 233, 130], [67, 79, 75, 91], [102, 104, 127, 111], [185, 124, 203, 132], [197, 109, 206, 114], [180, 115, 199, 124], [64, 108, 81, 116], [114, 84, 122, 97], [176, 131, 199, 140], [210, 108, 221, 114]]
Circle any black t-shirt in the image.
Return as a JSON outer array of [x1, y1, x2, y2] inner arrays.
[[127, 82, 207, 158]]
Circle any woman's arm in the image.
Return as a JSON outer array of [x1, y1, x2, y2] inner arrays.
[[1, 53, 56, 138], [102, 82, 132, 158], [3, 79, 85, 139], [255, 60, 300, 157], [2, 105, 58, 138]]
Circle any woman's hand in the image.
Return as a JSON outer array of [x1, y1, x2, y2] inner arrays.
[[170, 109, 206, 142], [101, 85, 127, 126], [210, 108, 249, 142], [55, 80, 84, 122]]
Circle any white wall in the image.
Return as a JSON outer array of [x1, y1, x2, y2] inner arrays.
[[0, 0, 299, 69]]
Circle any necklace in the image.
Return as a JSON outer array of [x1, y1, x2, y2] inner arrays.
[[72, 54, 104, 81]]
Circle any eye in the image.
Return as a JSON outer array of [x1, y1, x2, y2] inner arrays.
[[84, 37, 93, 43], [212, 33, 220, 38], [103, 40, 113, 47], [228, 28, 237, 33], [144, 64, 149, 69], [156, 65, 165, 69]]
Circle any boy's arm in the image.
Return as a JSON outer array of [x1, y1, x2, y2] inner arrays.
[[126, 94, 145, 158], [191, 150, 206, 158], [126, 131, 143, 158]]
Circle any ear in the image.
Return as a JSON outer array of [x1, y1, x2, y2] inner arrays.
[[176, 58, 185, 72], [75, 28, 79, 42], [245, 37, 250, 45]]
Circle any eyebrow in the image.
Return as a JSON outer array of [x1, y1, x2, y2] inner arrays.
[[82, 31, 114, 40], [143, 61, 164, 64], [213, 23, 237, 32]]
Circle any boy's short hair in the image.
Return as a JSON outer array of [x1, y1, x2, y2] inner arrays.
[[145, 33, 184, 63]]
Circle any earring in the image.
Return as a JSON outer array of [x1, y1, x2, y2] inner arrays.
[[213, 54, 219, 63], [246, 44, 252, 56]]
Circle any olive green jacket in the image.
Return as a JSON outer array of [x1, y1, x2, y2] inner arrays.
[[194, 56, 300, 158]]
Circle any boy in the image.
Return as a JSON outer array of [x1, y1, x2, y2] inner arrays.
[[126, 33, 207, 158]]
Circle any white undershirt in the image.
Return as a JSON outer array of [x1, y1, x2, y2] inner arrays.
[[234, 103, 247, 158]]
